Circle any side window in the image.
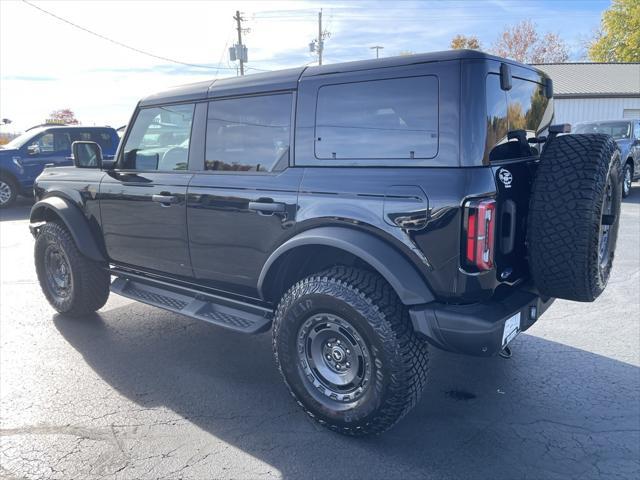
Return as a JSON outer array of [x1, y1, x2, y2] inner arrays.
[[76, 131, 113, 151], [121, 104, 195, 171], [205, 93, 292, 172], [314, 76, 438, 160], [28, 131, 71, 154]]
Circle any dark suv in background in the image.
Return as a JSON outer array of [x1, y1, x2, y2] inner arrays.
[[29, 50, 622, 435], [574, 120, 640, 197], [0, 125, 119, 207]]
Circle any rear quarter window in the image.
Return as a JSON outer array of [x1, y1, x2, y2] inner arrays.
[[314, 76, 438, 160]]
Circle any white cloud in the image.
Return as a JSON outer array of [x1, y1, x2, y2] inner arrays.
[[0, 0, 604, 132]]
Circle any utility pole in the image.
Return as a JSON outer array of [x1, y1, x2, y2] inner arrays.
[[309, 9, 329, 66], [318, 9, 323, 65], [370, 45, 384, 59], [234, 10, 245, 76]]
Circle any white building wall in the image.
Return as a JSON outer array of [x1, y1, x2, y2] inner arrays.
[[554, 97, 640, 126]]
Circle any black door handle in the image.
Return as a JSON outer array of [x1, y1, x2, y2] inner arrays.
[[248, 201, 285, 213], [152, 194, 178, 205]]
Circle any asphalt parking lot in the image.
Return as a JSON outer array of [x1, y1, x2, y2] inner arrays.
[[1, 189, 639, 480]]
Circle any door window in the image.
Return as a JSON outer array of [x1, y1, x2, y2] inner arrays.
[[27, 131, 71, 154], [205, 93, 292, 172], [314, 76, 438, 160], [121, 104, 195, 171], [75, 130, 114, 151]]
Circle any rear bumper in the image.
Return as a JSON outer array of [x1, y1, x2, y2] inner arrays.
[[409, 288, 555, 357]]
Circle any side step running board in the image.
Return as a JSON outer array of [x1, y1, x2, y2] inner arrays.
[[110, 277, 273, 334]]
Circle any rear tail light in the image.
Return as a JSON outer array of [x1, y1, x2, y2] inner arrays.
[[463, 198, 496, 271]]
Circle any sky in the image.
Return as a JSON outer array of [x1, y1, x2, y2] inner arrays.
[[0, 0, 610, 133]]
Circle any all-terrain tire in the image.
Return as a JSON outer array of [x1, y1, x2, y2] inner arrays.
[[527, 134, 622, 302], [35, 221, 110, 316], [272, 266, 429, 436], [0, 173, 18, 208]]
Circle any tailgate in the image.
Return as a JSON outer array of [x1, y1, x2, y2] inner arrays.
[[491, 159, 538, 285]]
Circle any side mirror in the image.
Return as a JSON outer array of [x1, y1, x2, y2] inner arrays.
[[27, 144, 40, 156], [72, 141, 102, 168]]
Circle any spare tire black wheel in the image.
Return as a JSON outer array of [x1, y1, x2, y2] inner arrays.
[[527, 134, 622, 302]]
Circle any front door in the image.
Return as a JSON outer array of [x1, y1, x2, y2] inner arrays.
[[99, 103, 196, 277], [187, 93, 301, 298], [20, 129, 72, 181]]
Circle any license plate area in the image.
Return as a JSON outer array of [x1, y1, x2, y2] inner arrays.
[[502, 312, 521, 347]]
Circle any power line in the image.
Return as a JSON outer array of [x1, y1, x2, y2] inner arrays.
[[21, 0, 240, 71]]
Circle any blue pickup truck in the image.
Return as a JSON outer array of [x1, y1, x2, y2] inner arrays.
[[0, 125, 119, 207]]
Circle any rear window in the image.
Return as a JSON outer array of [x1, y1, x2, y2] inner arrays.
[[485, 74, 552, 161], [314, 76, 438, 160]]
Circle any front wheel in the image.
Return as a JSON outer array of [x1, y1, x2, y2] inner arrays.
[[0, 174, 18, 208], [35, 221, 110, 316], [273, 266, 429, 436]]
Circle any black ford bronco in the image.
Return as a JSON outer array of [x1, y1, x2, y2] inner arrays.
[[30, 50, 622, 436]]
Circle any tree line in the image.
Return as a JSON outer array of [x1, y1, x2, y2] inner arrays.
[[450, 0, 638, 63]]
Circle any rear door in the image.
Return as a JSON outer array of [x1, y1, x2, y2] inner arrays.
[[99, 103, 196, 277], [186, 92, 302, 299]]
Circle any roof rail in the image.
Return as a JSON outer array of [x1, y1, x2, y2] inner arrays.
[[26, 123, 68, 131]]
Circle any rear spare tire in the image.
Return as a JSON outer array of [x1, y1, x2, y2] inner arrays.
[[527, 134, 622, 302]]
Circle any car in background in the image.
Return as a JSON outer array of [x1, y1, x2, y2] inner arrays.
[[574, 120, 640, 197], [0, 125, 119, 207]]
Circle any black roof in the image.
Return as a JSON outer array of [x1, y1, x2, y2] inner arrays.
[[139, 49, 533, 107]]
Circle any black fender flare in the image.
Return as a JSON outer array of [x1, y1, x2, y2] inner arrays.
[[258, 226, 435, 305], [30, 196, 106, 263]]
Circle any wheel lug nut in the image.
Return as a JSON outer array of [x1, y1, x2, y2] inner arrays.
[[346, 362, 350, 368], [327, 342, 332, 347], [326, 354, 331, 360], [336, 340, 341, 345], [346, 349, 350, 354]]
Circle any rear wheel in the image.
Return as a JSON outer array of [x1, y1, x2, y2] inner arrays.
[[35, 222, 110, 316], [273, 266, 429, 436], [622, 162, 632, 198], [527, 134, 622, 302], [0, 173, 18, 208]]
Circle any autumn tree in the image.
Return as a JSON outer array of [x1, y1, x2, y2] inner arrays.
[[492, 20, 568, 63], [47, 108, 79, 125], [450, 34, 481, 50], [589, 0, 640, 62]]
